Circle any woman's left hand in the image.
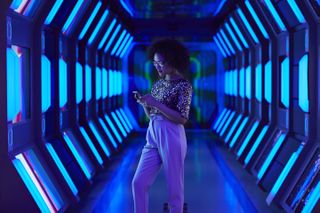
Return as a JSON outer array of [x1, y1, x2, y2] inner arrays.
[[140, 94, 159, 108]]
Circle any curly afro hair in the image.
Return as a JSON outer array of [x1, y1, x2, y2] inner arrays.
[[148, 38, 190, 73]]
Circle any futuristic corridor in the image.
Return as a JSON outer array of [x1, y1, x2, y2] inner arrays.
[[0, 0, 320, 212]]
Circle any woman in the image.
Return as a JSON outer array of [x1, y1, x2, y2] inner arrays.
[[132, 38, 193, 213]]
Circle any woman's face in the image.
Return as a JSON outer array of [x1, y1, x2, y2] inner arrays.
[[153, 53, 174, 78]]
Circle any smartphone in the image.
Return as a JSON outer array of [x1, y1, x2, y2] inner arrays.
[[132, 91, 141, 99]]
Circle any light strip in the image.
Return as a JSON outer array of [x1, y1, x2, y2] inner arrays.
[[287, 0, 305, 23], [257, 133, 286, 180], [111, 111, 127, 137], [79, 127, 103, 165], [104, 115, 123, 143], [245, 66, 251, 99], [216, 33, 231, 56], [229, 117, 249, 148], [216, 110, 231, 133], [45, 143, 78, 196], [116, 33, 131, 57], [104, 24, 122, 53], [298, 54, 309, 112], [88, 10, 109, 45], [62, 0, 84, 34], [96, 67, 101, 100], [59, 58, 67, 108], [255, 64, 262, 102], [85, 65, 92, 102], [301, 179, 320, 213], [239, 67, 245, 98], [98, 118, 118, 148], [44, 0, 64, 25], [213, 36, 227, 57], [219, 111, 236, 137], [237, 8, 259, 43], [120, 36, 134, 58], [111, 30, 127, 55], [102, 68, 108, 98], [41, 55, 51, 112], [63, 133, 92, 180], [213, 108, 227, 130], [265, 60, 272, 104], [76, 62, 83, 104], [89, 121, 111, 157], [245, 0, 269, 39], [120, 0, 133, 16], [237, 121, 259, 157], [98, 19, 117, 49], [234, 70, 238, 96], [229, 17, 249, 48], [15, 153, 56, 212], [267, 144, 304, 204], [115, 110, 130, 133], [225, 23, 242, 51], [220, 29, 235, 54], [225, 115, 243, 143], [281, 57, 289, 108], [78, 1, 102, 40], [244, 125, 269, 165], [264, 0, 286, 31], [119, 108, 133, 129]]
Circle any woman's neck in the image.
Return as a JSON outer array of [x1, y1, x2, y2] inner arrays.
[[165, 72, 182, 81]]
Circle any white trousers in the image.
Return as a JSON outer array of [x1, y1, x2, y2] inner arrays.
[[132, 115, 187, 213]]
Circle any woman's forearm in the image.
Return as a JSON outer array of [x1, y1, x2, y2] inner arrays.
[[154, 102, 187, 125], [143, 105, 151, 119]]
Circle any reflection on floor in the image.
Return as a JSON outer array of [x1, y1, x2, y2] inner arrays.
[[75, 130, 282, 213]]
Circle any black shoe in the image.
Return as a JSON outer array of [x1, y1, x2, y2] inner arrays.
[[163, 202, 169, 213], [183, 202, 188, 213]]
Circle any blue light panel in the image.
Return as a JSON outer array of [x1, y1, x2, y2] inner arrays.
[[98, 19, 117, 49], [78, 1, 102, 40], [44, 0, 64, 25], [213, 108, 227, 130], [267, 144, 304, 204], [255, 64, 262, 102], [245, 66, 251, 99], [229, 117, 249, 148], [96, 67, 101, 100], [115, 110, 130, 133], [281, 57, 289, 108], [59, 58, 67, 108], [229, 17, 249, 48], [301, 181, 320, 213], [225, 115, 242, 143], [298, 54, 309, 112], [104, 24, 122, 53], [245, 0, 269, 39], [12, 155, 53, 212], [88, 10, 109, 45], [104, 115, 123, 144], [265, 60, 272, 104], [111, 112, 127, 137], [216, 110, 231, 133], [102, 68, 108, 98], [239, 68, 245, 98], [237, 121, 259, 157], [257, 133, 286, 180], [62, 133, 92, 180], [89, 121, 111, 157], [219, 111, 236, 136], [79, 127, 103, 165], [213, 36, 227, 57], [41, 55, 51, 113], [220, 29, 235, 54], [7, 48, 21, 121], [45, 143, 78, 196], [111, 30, 127, 55], [287, 0, 305, 23], [98, 118, 118, 149], [244, 125, 269, 165], [234, 70, 238, 96], [62, 0, 85, 35], [216, 32, 231, 56], [109, 70, 113, 97], [225, 23, 242, 51], [85, 65, 92, 102], [119, 108, 133, 130], [116, 33, 131, 57], [76, 62, 83, 104], [120, 36, 134, 58], [264, 0, 286, 31], [237, 8, 259, 43]]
